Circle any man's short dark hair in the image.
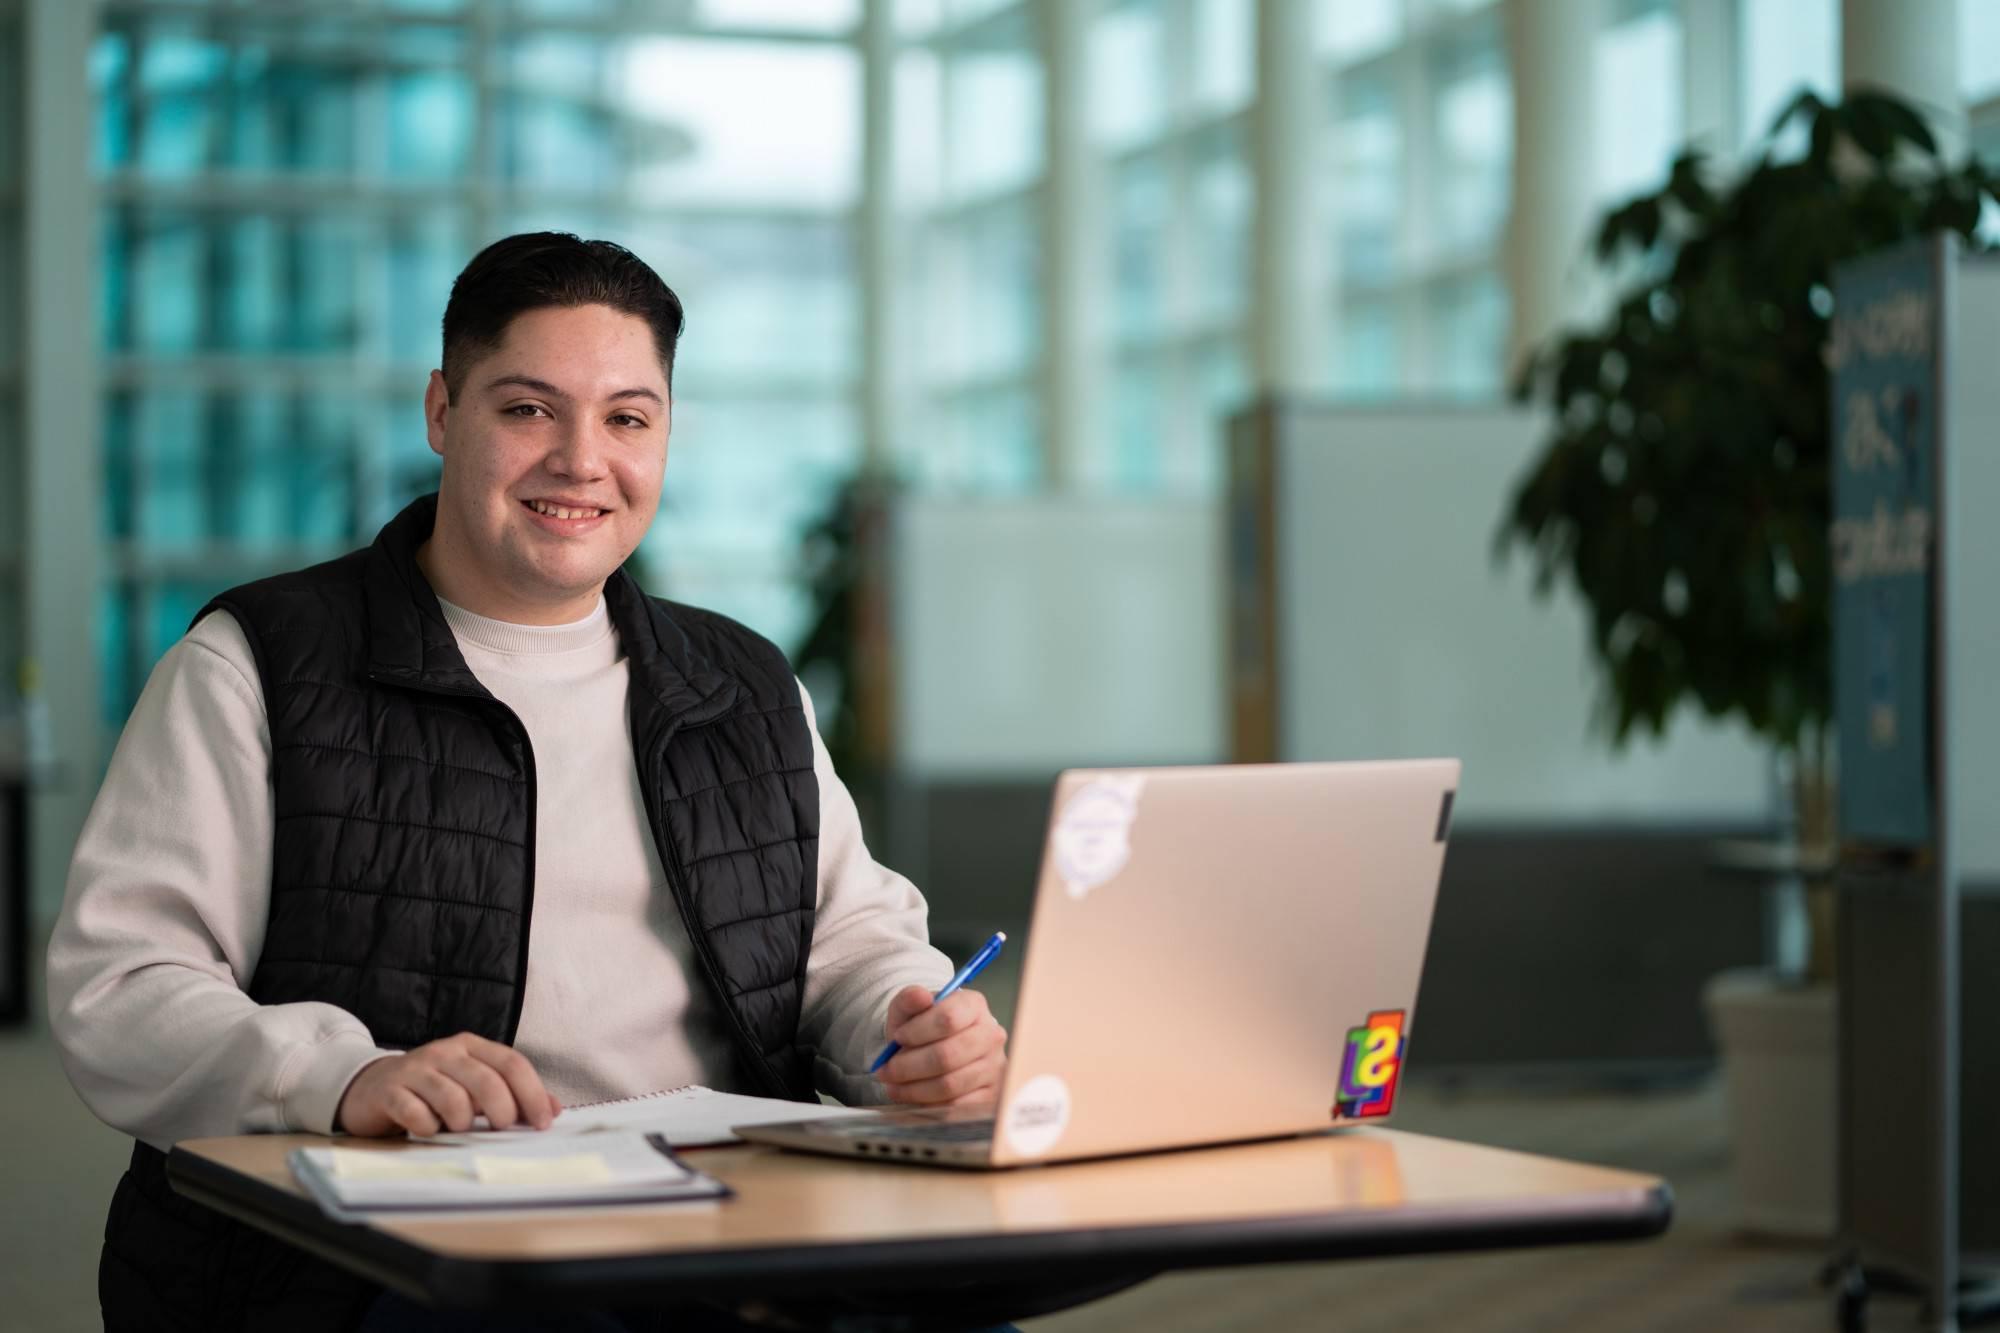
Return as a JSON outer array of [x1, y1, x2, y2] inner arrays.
[[440, 232, 686, 402]]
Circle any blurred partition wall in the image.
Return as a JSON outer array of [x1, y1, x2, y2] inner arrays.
[[1230, 399, 1777, 1072], [878, 495, 1225, 942]]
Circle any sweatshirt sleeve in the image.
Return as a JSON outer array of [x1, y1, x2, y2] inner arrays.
[[793, 681, 955, 1106], [46, 610, 395, 1150]]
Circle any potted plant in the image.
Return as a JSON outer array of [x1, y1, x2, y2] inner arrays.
[[1496, 89, 1997, 1235]]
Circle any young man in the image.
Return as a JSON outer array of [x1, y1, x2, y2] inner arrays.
[[49, 233, 1008, 1329]]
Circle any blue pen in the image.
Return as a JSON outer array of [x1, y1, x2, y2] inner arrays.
[[869, 931, 1007, 1074]]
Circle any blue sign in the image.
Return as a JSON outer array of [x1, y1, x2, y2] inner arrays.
[[1829, 239, 1940, 847]]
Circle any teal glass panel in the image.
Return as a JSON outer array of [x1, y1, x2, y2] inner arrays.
[[1191, 124, 1249, 327], [134, 389, 208, 549], [287, 216, 364, 353], [1109, 354, 1165, 491], [1111, 153, 1168, 343], [386, 213, 466, 367], [221, 214, 282, 352], [387, 68, 474, 179], [944, 33, 1042, 200], [132, 213, 206, 353], [292, 393, 360, 545], [136, 33, 229, 176], [1428, 271, 1506, 396], [956, 384, 1040, 492], [104, 391, 137, 542], [1316, 0, 1398, 61], [1335, 297, 1399, 396], [1191, 0, 1252, 117], [643, 217, 857, 387], [101, 209, 134, 353], [98, 583, 134, 736], [1333, 68, 1400, 283], [1088, 0, 1166, 152], [92, 31, 133, 171]]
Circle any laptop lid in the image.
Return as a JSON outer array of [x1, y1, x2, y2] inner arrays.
[[984, 759, 1459, 1167]]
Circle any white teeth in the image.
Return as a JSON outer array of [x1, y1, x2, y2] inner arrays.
[[529, 500, 603, 520]]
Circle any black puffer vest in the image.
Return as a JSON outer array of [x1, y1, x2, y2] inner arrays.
[[98, 494, 820, 1331]]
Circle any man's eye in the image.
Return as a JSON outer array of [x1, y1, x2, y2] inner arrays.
[[507, 403, 547, 417], [611, 414, 646, 428]]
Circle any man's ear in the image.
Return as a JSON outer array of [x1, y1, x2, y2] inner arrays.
[[424, 371, 451, 457]]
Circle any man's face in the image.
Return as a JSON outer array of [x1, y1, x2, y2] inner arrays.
[[422, 303, 670, 624]]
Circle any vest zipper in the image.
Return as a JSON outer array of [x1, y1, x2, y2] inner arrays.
[[642, 731, 794, 1099], [498, 704, 539, 1046]]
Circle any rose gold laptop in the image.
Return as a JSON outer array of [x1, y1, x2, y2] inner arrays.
[[737, 760, 1459, 1169]]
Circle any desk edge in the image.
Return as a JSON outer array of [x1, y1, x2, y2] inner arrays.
[[166, 1146, 1674, 1309]]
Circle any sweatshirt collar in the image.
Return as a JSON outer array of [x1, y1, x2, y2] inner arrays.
[[361, 492, 740, 726]]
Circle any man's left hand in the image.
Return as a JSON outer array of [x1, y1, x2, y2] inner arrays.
[[875, 986, 1007, 1106]]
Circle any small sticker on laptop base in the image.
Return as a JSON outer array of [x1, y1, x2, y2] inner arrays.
[[1052, 776, 1145, 899], [1002, 1075, 1073, 1157], [1333, 1010, 1407, 1121]]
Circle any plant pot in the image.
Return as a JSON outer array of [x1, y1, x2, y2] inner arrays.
[[1703, 967, 1836, 1238]]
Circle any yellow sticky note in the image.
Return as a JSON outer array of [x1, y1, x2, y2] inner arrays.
[[471, 1153, 614, 1186], [327, 1150, 469, 1181]]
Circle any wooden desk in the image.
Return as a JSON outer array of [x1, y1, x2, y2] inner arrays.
[[169, 1128, 1670, 1313]]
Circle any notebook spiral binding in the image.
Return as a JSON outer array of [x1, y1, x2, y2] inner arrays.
[[570, 1084, 702, 1111]]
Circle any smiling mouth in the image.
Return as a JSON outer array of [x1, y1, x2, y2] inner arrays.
[[522, 499, 608, 521]]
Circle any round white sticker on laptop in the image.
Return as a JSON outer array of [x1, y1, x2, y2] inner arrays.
[[1052, 776, 1144, 900], [1002, 1074, 1072, 1158]]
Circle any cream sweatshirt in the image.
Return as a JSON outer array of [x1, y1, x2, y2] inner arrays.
[[47, 595, 953, 1151]]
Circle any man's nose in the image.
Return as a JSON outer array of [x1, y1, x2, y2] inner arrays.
[[546, 418, 610, 478]]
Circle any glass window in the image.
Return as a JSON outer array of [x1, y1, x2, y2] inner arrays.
[[92, 30, 132, 172], [944, 35, 1043, 200], [933, 199, 1040, 380], [698, 0, 861, 34], [1191, 0, 1253, 117], [1101, 353, 1167, 492], [944, 0, 1020, 29], [1190, 123, 1250, 327], [131, 213, 206, 354], [1428, 271, 1506, 396], [1111, 153, 1170, 343], [1594, 5, 1682, 203], [1331, 67, 1401, 285], [132, 389, 207, 549], [1190, 337, 1246, 490], [1089, 0, 1168, 152], [1430, 31, 1510, 258], [636, 217, 858, 388], [1316, 0, 1398, 63], [1738, 0, 1837, 151], [1963, 0, 2000, 104], [622, 38, 860, 209], [387, 68, 475, 180], [1334, 296, 1399, 396], [385, 212, 467, 367], [895, 48, 945, 210], [135, 33, 229, 176], [955, 383, 1041, 492]]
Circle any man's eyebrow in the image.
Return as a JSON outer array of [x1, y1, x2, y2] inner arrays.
[[483, 374, 665, 407]]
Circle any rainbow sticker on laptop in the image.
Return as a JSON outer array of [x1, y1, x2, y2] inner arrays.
[[1333, 1010, 1406, 1120]]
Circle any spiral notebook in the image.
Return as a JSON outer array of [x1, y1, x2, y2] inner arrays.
[[291, 1131, 731, 1221], [417, 1084, 868, 1149]]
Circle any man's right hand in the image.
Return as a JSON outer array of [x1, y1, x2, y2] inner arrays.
[[335, 1032, 561, 1137]]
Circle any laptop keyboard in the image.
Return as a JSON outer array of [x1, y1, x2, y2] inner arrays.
[[831, 1118, 996, 1144]]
